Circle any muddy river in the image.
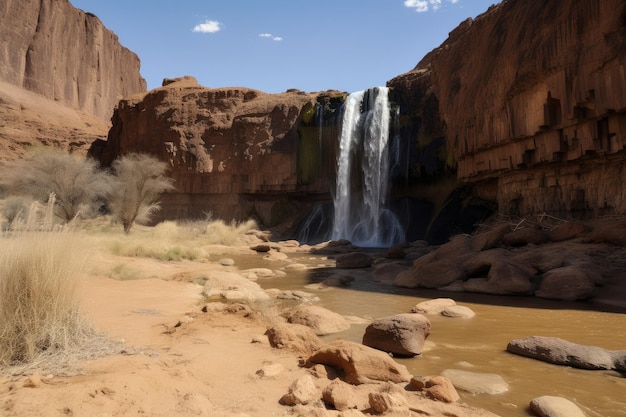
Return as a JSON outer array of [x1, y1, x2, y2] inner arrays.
[[250, 252, 626, 417]]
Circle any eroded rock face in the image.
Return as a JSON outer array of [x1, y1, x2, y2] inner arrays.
[[390, 0, 626, 219], [0, 0, 146, 120], [95, 76, 343, 226]]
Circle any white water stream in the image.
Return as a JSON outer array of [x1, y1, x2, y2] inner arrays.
[[331, 87, 404, 247]]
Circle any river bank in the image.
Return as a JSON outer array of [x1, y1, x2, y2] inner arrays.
[[1, 219, 625, 416]]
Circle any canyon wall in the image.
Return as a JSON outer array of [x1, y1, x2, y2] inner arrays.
[[391, 0, 626, 218], [93, 76, 344, 228], [0, 0, 146, 120]]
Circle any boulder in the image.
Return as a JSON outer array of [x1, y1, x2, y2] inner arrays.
[[421, 376, 460, 403], [530, 395, 586, 417], [368, 391, 408, 414], [280, 375, 318, 406], [265, 323, 324, 356], [335, 252, 373, 269], [535, 266, 596, 301], [501, 228, 547, 246], [372, 263, 410, 285], [321, 274, 355, 287], [506, 336, 626, 371], [282, 304, 350, 336], [396, 259, 465, 289], [546, 222, 587, 242], [470, 223, 513, 251], [362, 313, 431, 357], [321, 379, 370, 411], [306, 340, 412, 384], [440, 369, 509, 394], [441, 305, 476, 319], [201, 271, 270, 302], [464, 259, 534, 295], [412, 298, 457, 315]]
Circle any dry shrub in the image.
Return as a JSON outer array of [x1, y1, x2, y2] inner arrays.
[[0, 230, 102, 371]]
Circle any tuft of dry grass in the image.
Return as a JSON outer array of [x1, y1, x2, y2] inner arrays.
[[109, 218, 260, 261], [0, 229, 115, 373]]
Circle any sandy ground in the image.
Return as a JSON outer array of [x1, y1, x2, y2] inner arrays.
[[0, 245, 318, 417]]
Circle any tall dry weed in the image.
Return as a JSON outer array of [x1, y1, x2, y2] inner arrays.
[[0, 229, 95, 368]]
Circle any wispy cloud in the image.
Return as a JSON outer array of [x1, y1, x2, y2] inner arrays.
[[192, 20, 222, 33], [404, 0, 458, 12], [259, 33, 283, 41]]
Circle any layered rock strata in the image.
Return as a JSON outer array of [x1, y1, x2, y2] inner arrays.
[[94, 76, 343, 226], [0, 0, 146, 120], [391, 0, 626, 218]]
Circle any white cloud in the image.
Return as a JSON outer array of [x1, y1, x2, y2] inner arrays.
[[193, 20, 221, 33], [259, 33, 283, 41], [405, 0, 457, 12]]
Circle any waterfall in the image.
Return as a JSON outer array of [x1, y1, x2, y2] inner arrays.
[[331, 87, 404, 247]]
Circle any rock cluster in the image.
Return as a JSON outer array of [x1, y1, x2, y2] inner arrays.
[[393, 219, 625, 301]]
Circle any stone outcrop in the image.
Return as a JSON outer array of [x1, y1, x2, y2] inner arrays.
[[93, 76, 344, 227], [390, 0, 626, 219], [392, 218, 626, 300], [0, 0, 146, 120]]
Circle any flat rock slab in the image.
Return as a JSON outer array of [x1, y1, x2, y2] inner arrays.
[[507, 336, 626, 371], [440, 369, 509, 394]]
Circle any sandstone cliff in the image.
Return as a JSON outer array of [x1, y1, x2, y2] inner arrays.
[[391, 0, 626, 218], [0, 0, 146, 120], [93, 76, 343, 227]]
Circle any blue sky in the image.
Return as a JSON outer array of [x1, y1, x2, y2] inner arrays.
[[69, 0, 499, 94]]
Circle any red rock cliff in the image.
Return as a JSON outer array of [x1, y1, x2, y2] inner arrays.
[[94, 76, 339, 226], [393, 0, 626, 218], [0, 0, 146, 120]]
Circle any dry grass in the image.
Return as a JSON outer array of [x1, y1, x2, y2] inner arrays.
[[108, 218, 260, 261], [0, 229, 117, 374]]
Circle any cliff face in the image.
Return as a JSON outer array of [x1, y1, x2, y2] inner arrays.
[[0, 0, 146, 120], [392, 0, 626, 218], [94, 76, 341, 227]]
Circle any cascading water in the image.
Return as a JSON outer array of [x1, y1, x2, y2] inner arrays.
[[331, 87, 404, 247]]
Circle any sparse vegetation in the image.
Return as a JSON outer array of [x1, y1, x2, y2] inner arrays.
[[109, 153, 175, 234], [0, 149, 112, 222]]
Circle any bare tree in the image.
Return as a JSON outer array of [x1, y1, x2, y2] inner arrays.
[[109, 153, 175, 233], [0, 149, 112, 222]]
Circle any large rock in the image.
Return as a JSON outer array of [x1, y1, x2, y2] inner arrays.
[[264, 323, 324, 356], [362, 313, 431, 357], [201, 271, 270, 303], [0, 0, 146, 120], [280, 375, 318, 406], [282, 304, 350, 336], [535, 266, 596, 300], [507, 336, 626, 371], [530, 396, 586, 417], [306, 340, 412, 384], [335, 252, 373, 269]]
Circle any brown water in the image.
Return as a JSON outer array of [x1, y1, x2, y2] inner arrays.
[[239, 252, 626, 417]]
